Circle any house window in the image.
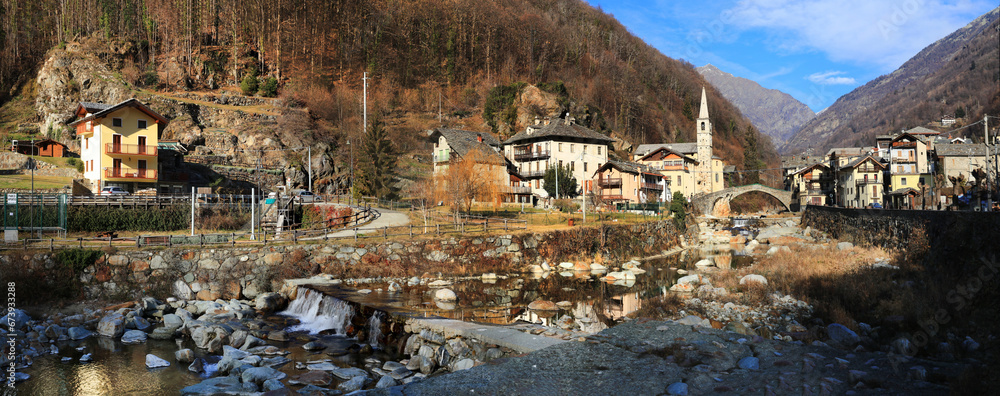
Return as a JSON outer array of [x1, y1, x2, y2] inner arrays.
[[559, 143, 563, 152], [112, 118, 122, 127], [701, 122, 705, 130], [715, 174, 719, 183], [535, 180, 539, 189], [570, 144, 575, 153], [677, 175, 681, 185], [583, 162, 588, 172], [901, 177, 907, 185], [571, 162, 575, 171], [583, 145, 587, 154], [138, 119, 148, 129], [597, 147, 602, 155], [84, 138, 88, 150]]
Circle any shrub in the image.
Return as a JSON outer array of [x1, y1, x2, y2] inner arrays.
[[68, 205, 188, 231], [67, 157, 83, 172], [259, 77, 278, 97], [669, 191, 686, 230], [241, 74, 259, 96], [198, 207, 249, 230], [55, 249, 103, 273], [143, 70, 159, 87], [483, 82, 525, 133], [553, 198, 579, 213]]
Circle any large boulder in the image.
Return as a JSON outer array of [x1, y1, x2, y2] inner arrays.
[[145, 354, 170, 369], [97, 312, 126, 338], [34, 45, 131, 138], [739, 274, 768, 286], [434, 289, 457, 302], [254, 292, 285, 313], [121, 330, 148, 345], [827, 323, 860, 348], [241, 367, 287, 386]]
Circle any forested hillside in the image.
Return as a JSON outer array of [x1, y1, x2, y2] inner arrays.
[[783, 7, 999, 153], [0, 0, 777, 179]]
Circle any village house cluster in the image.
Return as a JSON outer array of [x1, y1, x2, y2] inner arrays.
[[783, 124, 998, 210], [429, 88, 728, 209]]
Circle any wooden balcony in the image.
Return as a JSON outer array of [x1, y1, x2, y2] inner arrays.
[[597, 194, 625, 201], [433, 151, 451, 163], [104, 167, 157, 181], [597, 177, 622, 188], [506, 186, 532, 194], [859, 177, 881, 184], [105, 143, 157, 157], [641, 182, 663, 191], [514, 150, 550, 161]]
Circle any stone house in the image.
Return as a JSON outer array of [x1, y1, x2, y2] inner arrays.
[[934, 143, 991, 186], [428, 128, 514, 205], [634, 146, 695, 199], [887, 132, 934, 194]]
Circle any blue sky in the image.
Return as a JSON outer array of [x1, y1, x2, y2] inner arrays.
[[584, 0, 997, 112]]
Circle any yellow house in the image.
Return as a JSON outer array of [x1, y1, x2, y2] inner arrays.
[[68, 99, 169, 193], [789, 163, 834, 209]]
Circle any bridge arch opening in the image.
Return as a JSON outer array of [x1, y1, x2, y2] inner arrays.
[[730, 190, 788, 214]]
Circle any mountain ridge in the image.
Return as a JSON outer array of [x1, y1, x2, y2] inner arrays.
[[782, 7, 1000, 153], [696, 64, 815, 146]]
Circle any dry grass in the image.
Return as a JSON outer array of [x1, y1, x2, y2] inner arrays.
[[712, 242, 913, 330]]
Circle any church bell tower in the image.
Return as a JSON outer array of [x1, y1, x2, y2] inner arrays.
[[696, 87, 713, 195]]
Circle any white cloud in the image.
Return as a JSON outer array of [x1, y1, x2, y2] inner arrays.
[[807, 71, 856, 85], [724, 0, 996, 70]]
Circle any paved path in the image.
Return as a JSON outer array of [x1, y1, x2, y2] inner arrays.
[[407, 318, 566, 354], [306, 207, 411, 240]]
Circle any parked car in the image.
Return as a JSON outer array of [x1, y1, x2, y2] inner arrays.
[[100, 186, 129, 196], [294, 190, 319, 203], [866, 202, 882, 209]]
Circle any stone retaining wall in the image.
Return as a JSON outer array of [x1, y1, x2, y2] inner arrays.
[[4, 219, 692, 301], [801, 206, 1000, 252]]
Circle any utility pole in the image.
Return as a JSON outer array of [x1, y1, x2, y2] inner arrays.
[[986, 115, 992, 211], [307, 146, 312, 193], [363, 72, 368, 135]]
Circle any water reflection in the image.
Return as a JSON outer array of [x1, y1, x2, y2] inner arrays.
[[309, 249, 748, 329]]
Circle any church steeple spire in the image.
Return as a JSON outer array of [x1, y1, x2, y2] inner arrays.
[[698, 86, 709, 119]]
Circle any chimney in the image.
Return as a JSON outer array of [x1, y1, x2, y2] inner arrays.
[[477, 134, 483, 143], [534, 116, 540, 125], [543, 117, 551, 126], [567, 116, 576, 125]]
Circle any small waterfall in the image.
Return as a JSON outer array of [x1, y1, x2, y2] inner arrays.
[[282, 287, 355, 335], [733, 218, 749, 228], [367, 311, 385, 349]]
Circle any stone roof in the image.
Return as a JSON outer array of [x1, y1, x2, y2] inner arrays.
[[825, 147, 865, 157], [79, 102, 113, 113], [598, 159, 662, 176], [934, 143, 987, 157], [504, 118, 615, 145], [841, 154, 885, 170], [793, 162, 829, 176], [637, 146, 698, 163], [634, 143, 698, 157], [904, 126, 940, 135], [429, 128, 504, 163], [782, 155, 824, 169]]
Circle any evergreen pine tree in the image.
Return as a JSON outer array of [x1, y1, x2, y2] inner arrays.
[[357, 113, 398, 200]]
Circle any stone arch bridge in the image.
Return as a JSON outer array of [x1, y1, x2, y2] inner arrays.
[[691, 184, 792, 216]]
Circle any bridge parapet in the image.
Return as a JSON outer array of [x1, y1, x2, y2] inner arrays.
[[691, 184, 792, 216]]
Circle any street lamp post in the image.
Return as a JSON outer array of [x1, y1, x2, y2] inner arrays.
[[348, 140, 354, 205]]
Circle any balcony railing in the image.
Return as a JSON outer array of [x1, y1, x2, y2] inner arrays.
[[513, 150, 550, 161], [105, 143, 157, 157], [506, 186, 532, 194], [433, 152, 451, 163], [893, 156, 916, 163], [859, 178, 881, 184], [803, 189, 827, 196], [597, 178, 622, 188], [597, 194, 625, 201], [641, 182, 663, 191], [104, 167, 157, 180], [519, 170, 545, 179]]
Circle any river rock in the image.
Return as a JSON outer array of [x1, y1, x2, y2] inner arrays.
[[724, 321, 755, 336], [337, 376, 368, 392], [540, 262, 551, 271], [162, 314, 184, 330], [667, 382, 688, 395], [149, 326, 177, 340], [121, 330, 148, 344], [452, 358, 474, 371], [97, 312, 126, 338], [145, 354, 170, 368], [254, 292, 284, 313], [303, 341, 325, 351], [527, 300, 558, 311], [827, 323, 860, 348], [738, 356, 760, 370], [67, 327, 93, 340], [187, 358, 204, 373], [694, 259, 714, 268], [739, 274, 768, 286], [262, 379, 285, 392], [376, 374, 397, 388], [434, 288, 457, 302], [242, 366, 287, 386], [261, 356, 291, 369], [836, 242, 854, 250], [590, 263, 607, 271], [180, 376, 257, 395], [80, 353, 93, 362], [332, 367, 369, 380], [676, 274, 703, 286], [267, 330, 289, 341], [558, 262, 575, 269], [127, 316, 152, 331], [224, 345, 251, 360], [175, 349, 194, 364]]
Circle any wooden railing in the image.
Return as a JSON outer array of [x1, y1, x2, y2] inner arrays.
[[104, 168, 157, 180], [513, 150, 550, 161], [597, 178, 622, 188], [105, 143, 157, 156]]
